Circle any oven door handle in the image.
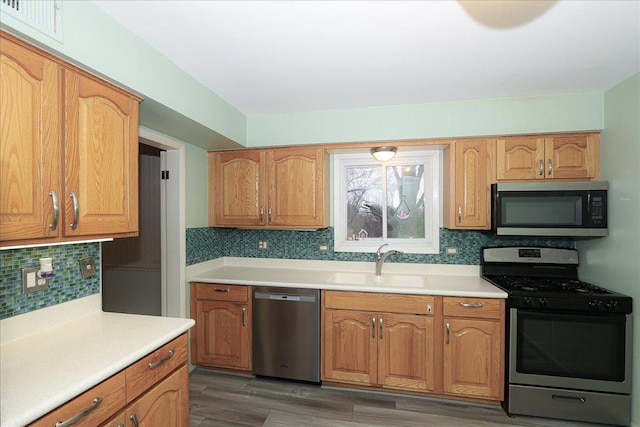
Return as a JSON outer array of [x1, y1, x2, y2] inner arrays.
[[552, 394, 586, 403]]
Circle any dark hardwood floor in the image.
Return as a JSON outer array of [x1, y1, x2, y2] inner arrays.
[[189, 369, 609, 427]]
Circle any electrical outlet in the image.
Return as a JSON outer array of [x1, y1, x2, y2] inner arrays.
[[22, 266, 48, 293], [258, 240, 269, 250], [79, 256, 97, 279], [318, 244, 329, 251], [445, 247, 459, 255]]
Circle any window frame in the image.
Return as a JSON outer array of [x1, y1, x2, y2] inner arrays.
[[333, 150, 440, 254]]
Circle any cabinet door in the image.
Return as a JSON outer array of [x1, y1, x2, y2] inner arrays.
[[546, 134, 598, 179], [496, 136, 546, 180], [125, 365, 189, 427], [194, 299, 251, 370], [377, 314, 434, 391], [0, 35, 61, 243], [212, 150, 265, 226], [443, 318, 503, 400], [100, 412, 125, 427], [267, 147, 327, 227], [64, 69, 139, 237], [452, 140, 491, 229], [323, 309, 377, 385]]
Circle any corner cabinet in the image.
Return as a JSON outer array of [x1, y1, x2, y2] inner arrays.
[[442, 297, 504, 401], [190, 282, 252, 372], [496, 133, 600, 181], [443, 139, 495, 230], [209, 146, 329, 229], [0, 31, 140, 247], [322, 291, 435, 392], [29, 334, 189, 427]]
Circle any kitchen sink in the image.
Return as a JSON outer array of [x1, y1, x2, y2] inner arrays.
[[327, 272, 425, 287]]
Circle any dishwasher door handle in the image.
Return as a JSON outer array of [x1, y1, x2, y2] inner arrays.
[[254, 292, 316, 302]]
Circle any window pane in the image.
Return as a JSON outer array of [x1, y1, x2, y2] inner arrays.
[[346, 166, 382, 239], [386, 165, 425, 239]]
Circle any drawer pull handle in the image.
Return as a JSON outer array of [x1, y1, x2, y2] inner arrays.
[[214, 288, 230, 292], [552, 394, 586, 403], [130, 414, 140, 427], [55, 397, 102, 427], [459, 302, 484, 308], [242, 306, 246, 327], [149, 349, 175, 369]]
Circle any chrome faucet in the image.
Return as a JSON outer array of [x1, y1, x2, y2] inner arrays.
[[375, 244, 404, 276]]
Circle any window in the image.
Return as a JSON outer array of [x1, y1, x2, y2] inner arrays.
[[333, 150, 440, 254]]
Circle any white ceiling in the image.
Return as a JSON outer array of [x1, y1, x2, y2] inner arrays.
[[92, 0, 639, 116]]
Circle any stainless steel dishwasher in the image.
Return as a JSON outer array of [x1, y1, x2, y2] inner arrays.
[[252, 286, 320, 383]]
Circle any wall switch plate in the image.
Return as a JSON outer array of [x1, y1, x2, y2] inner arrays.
[[445, 247, 459, 255], [318, 244, 329, 251], [79, 256, 97, 279], [22, 266, 48, 293]]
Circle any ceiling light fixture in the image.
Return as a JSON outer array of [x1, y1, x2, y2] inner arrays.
[[370, 146, 397, 162]]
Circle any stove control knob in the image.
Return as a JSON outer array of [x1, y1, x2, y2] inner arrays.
[[538, 297, 548, 307], [589, 300, 604, 310], [524, 297, 533, 306], [606, 301, 618, 311]]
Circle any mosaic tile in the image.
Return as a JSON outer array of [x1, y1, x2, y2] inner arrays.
[[0, 243, 101, 320], [186, 227, 574, 266]]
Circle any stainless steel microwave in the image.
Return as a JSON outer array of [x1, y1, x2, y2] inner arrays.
[[492, 181, 608, 238]]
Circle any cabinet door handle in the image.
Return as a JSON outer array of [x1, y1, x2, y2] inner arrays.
[[55, 397, 102, 427], [69, 192, 79, 229], [214, 288, 230, 292], [148, 349, 174, 369], [371, 317, 376, 339], [49, 190, 59, 230], [445, 322, 450, 345], [457, 205, 462, 223], [260, 206, 265, 223], [130, 414, 140, 427], [547, 159, 553, 176], [268, 205, 272, 223], [242, 306, 246, 327], [459, 302, 484, 308], [538, 159, 544, 176], [379, 317, 384, 339]]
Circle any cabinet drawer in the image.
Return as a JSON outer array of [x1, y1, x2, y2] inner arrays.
[[125, 333, 188, 403], [443, 297, 504, 319], [193, 282, 250, 302], [323, 290, 434, 315], [29, 371, 125, 427]]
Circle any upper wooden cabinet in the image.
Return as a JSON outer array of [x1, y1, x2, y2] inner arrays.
[[496, 133, 600, 181], [0, 32, 140, 247], [443, 139, 494, 230], [209, 146, 329, 229]]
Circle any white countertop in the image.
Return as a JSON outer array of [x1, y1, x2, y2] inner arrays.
[[0, 295, 195, 427], [188, 257, 507, 298]]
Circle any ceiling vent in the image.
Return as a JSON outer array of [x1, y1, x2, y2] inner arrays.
[[1, 0, 62, 41]]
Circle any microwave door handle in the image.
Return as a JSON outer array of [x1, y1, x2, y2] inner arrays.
[[539, 159, 544, 176]]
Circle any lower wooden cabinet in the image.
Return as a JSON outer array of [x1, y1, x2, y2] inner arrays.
[[28, 334, 189, 427], [190, 282, 252, 372], [322, 291, 505, 402], [442, 297, 505, 400], [322, 291, 435, 392]]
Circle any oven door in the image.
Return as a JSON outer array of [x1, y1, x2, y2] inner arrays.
[[509, 309, 632, 394]]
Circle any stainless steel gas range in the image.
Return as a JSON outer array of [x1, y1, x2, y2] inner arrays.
[[481, 247, 633, 427]]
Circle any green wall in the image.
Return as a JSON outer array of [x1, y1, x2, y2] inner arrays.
[[577, 73, 640, 425], [186, 144, 210, 228], [247, 92, 603, 147]]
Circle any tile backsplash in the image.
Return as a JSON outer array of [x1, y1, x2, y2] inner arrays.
[[0, 243, 101, 319], [186, 227, 574, 266]]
